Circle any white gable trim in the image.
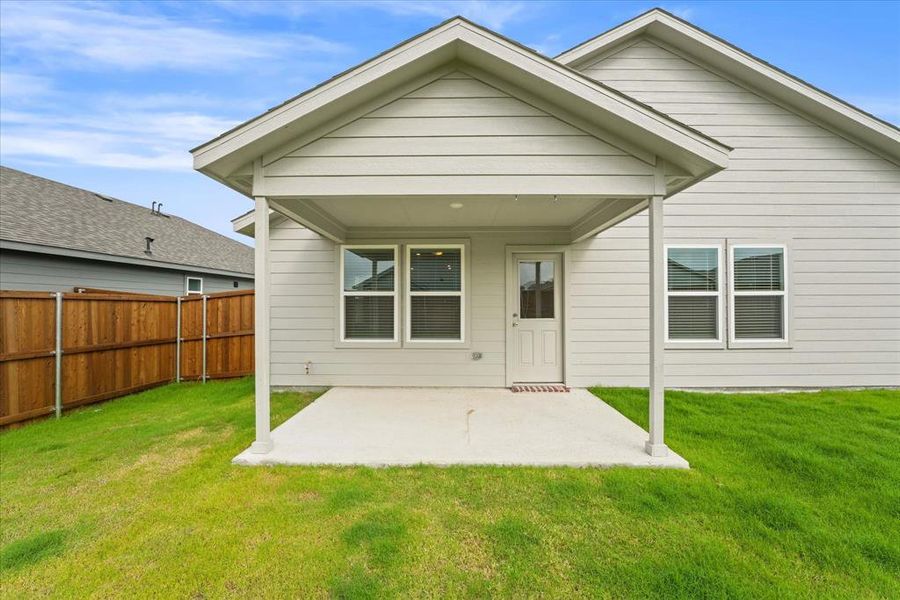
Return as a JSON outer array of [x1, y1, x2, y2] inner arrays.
[[556, 8, 900, 163], [193, 17, 729, 188]]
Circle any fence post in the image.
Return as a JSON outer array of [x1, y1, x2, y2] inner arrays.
[[202, 295, 208, 383], [176, 296, 182, 383], [54, 292, 63, 418]]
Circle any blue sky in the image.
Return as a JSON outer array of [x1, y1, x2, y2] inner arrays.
[[2, 1, 898, 243]]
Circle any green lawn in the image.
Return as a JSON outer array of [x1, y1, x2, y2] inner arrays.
[[1, 379, 898, 598]]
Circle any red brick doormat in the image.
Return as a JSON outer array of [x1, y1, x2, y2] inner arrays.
[[510, 385, 570, 393]]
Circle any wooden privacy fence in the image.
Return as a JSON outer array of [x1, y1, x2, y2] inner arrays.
[[0, 289, 254, 426]]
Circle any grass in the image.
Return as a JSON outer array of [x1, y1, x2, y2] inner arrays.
[[1, 378, 898, 598]]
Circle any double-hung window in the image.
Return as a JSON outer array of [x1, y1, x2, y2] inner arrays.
[[665, 246, 723, 343], [340, 246, 398, 342], [407, 245, 464, 342], [730, 245, 787, 343]]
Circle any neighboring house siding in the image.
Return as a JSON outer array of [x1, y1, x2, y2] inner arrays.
[[265, 71, 655, 197], [0, 250, 253, 296], [565, 38, 900, 388], [269, 219, 568, 387]]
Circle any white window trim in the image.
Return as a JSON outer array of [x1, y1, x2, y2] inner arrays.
[[339, 244, 399, 343], [185, 276, 203, 295], [728, 243, 789, 347], [664, 244, 724, 348], [405, 244, 465, 344]]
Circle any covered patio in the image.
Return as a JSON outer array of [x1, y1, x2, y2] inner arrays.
[[192, 17, 731, 465], [233, 387, 689, 468]]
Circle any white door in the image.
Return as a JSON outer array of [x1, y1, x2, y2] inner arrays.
[[510, 253, 563, 383]]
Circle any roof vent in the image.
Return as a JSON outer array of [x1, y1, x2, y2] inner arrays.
[[95, 193, 114, 202], [150, 201, 167, 217], [145, 237, 154, 255]]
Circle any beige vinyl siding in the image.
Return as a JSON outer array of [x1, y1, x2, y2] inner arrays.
[[566, 38, 900, 388], [268, 219, 568, 387], [264, 72, 655, 197]]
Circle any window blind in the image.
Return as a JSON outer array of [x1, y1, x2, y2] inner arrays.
[[734, 296, 784, 339], [341, 246, 396, 341], [410, 296, 461, 339], [667, 248, 718, 291], [733, 248, 783, 291], [666, 247, 721, 341], [410, 249, 461, 292], [344, 296, 395, 339], [668, 296, 718, 339], [408, 247, 463, 341], [732, 246, 786, 341]]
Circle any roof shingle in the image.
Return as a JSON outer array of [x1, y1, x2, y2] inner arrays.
[[0, 166, 253, 275]]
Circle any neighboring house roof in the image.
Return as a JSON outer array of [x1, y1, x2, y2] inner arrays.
[[555, 8, 900, 163], [0, 166, 254, 277], [193, 15, 731, 197]]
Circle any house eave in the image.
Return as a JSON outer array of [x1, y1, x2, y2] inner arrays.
[[193, 16, 730, 185], [0, 239, 254, 279], [556, 8, 900, 163]]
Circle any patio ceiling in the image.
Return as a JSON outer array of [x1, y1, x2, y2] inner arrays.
[[234, 194, 649, 243]]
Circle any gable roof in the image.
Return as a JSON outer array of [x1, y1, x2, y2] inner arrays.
[[0, 166, 254, 276], [556, 8, 900, 163], [193, 16, 730, 195]]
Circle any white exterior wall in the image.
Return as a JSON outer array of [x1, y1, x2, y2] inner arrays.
[[269, 219, 570, 387], [265, 40, 899, 390], [264, 71, 655, 199], [566, 39, 900, 388]]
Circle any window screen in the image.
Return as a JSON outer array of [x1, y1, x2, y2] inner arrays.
[[666, 247, 721, 341], [408, 247, 463, 341], [731, 246, 786, 341]]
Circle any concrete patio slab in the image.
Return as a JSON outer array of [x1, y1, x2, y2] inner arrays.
[[233, 387, 689, 468]]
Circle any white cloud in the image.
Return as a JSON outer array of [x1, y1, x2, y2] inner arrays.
[[1, 129, 190, 171], [211, 0, 531, 31], [0, 1, 347, 71], [0, 99, 244, 171], [0, 72, 53, 98], [362, 1, 529, 30]]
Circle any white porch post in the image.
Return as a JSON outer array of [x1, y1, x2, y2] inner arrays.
[[646, 194, 668, 457], [251, 195, 273, 453]]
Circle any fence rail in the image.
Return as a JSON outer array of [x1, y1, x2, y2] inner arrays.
[[0, 289, 254, 426]]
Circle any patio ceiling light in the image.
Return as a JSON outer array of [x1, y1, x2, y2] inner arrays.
[[449, 202, 464, 209]]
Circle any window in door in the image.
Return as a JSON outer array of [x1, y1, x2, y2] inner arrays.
[[519, 260, 555, 319]]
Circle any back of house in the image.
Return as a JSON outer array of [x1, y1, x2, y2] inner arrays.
[[204, 9, 898, 391]]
